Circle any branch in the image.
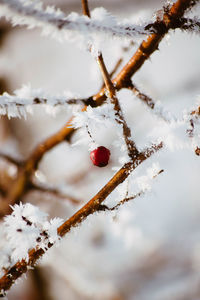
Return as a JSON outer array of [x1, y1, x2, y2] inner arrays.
[[102, 169, 164, 211], [0, 142, 162, 295], [0, 87, 87, 118], [28, 182, 81, 205], [97, 53, 139, 160], [0, 152, 22, 166], [127, 82, 177, 122], [127, 83, 155, 110], [1, 0, 198, 44], [0, 0, 156, 41]]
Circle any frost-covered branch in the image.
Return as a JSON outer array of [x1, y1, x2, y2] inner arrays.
[[127, 82, 177, 123], [94, 0, 199, 102], [1, 0, 198, 47], [0, 142, 162, 295], [178, 17, 200, 32], [0, 85, 85, 118], [0, 0, 155, 44], [97, 53, 139, 160]]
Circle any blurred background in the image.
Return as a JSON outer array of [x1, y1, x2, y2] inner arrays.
[[0, 0, 200, 299]]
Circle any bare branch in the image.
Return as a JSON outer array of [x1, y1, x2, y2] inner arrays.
[[0, 152, 22, 166], [28, 182, 81, 205]]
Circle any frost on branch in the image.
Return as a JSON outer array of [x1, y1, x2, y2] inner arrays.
[[0, 203, 63, 275], [72, 102, 118, 130], [0, 84, 80, 118], [0, 0, 153, 47]]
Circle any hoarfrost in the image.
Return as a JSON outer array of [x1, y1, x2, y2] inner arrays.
[[1, 203, 63, 271]]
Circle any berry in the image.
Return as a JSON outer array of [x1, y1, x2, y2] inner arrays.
[[90, 146, 110, 167]]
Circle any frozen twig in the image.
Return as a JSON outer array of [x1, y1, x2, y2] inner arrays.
[[0, 87, 89, 118], [0, 0, 156, 42], [97, 53, 139, 160]]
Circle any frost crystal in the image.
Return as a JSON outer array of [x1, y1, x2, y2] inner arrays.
[[2, 203, 63, 267], [72, 102, 117, 130]]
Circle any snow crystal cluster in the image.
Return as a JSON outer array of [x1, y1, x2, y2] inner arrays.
[[0, 84, 80, 118], [0, 203, 63, 276]]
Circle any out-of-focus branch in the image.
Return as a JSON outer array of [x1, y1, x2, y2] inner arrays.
[[81, 0, 90, 18], [28, 182, 81, 205], [0, 152, 22, 166], [127, 83, 155, 110], [30, 267, 52, 300], [0, 142, 162, 295], [187, 106, 200, 155]]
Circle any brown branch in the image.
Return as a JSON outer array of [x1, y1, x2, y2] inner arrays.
[[81, 0, 90, 18], [97, 53, 139, 160], [0, 142, 162, 294], [28, 182, 81, 205], [0, 152, 22, 166], [94, 0, 198, 100], [30, 266, 52, 300], [127, 83, 155, 110], [100, 169, 164, 211]]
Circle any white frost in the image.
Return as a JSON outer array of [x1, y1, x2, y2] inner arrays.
[[1, 203, 63, 269]]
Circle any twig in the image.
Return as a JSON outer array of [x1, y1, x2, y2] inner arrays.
[[28, 183, 81, 205], [0, 152, 22, 166], [97, 53, 139, 160], [127, 83, 155, 110], [98, 192, 144, 212], [81, 0, 90, 18]]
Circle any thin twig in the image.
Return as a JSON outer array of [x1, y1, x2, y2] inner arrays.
[[0, 152, 22, 166], [127, 83, 155, 110], [97, 53, 139, 160], [81, 0, 90, 18], [28, 183, 81, 205]]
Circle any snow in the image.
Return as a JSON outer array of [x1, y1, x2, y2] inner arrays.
[[1, 203, 63, 274]]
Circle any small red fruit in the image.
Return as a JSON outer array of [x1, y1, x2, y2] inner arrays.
[[90, 146, 110, 167]]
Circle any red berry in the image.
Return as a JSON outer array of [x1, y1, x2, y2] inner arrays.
[[90, 146, 110, 167]]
